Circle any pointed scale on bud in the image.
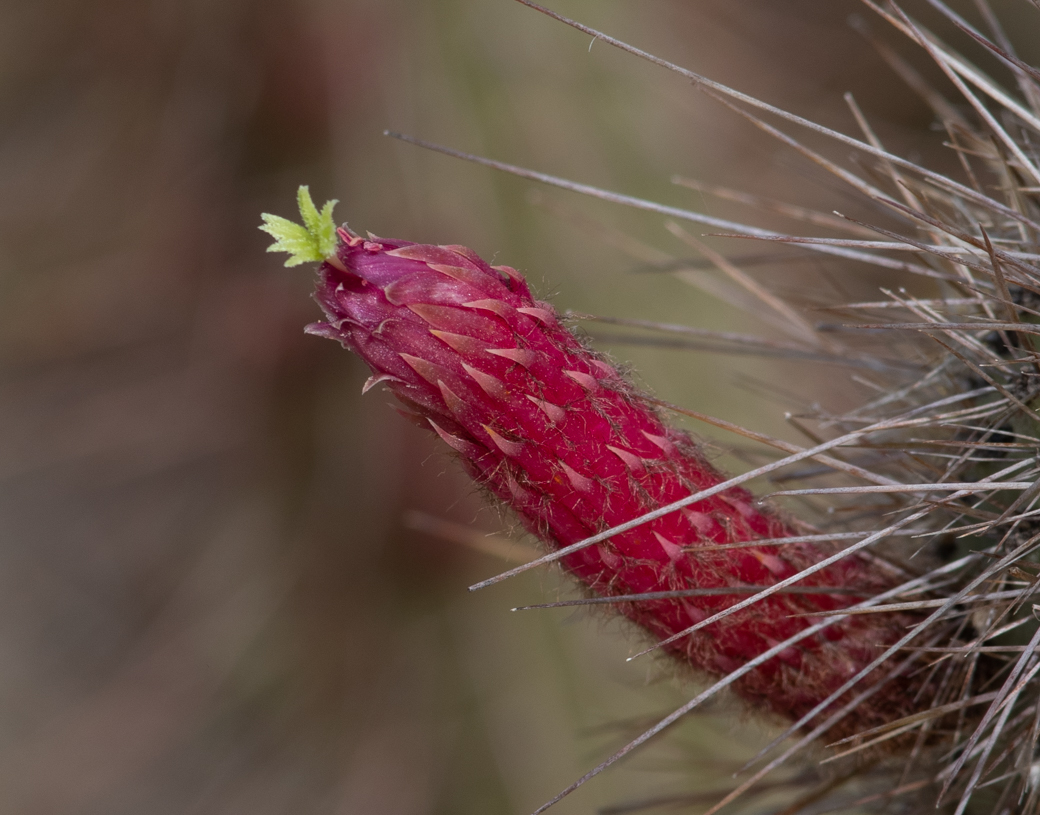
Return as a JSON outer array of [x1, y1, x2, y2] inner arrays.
[[263, 188, 919, 740]]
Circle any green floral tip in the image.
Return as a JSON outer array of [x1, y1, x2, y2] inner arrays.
[[259, 185, 339, 267]]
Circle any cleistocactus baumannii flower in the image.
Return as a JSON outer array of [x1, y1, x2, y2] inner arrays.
[[262, 187, 921, 741]]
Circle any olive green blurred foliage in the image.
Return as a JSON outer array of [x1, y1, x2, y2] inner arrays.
[[0, 1, 1004, 812]]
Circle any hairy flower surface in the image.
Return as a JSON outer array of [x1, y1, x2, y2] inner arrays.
[[266, 193, 921, 739]]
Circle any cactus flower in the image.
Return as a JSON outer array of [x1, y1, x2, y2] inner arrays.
[[263, 188, 919, 740]]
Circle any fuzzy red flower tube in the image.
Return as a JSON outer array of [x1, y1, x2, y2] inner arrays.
[[262, 188, 919, 740]]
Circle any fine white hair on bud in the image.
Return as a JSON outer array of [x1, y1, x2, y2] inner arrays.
[[263, 207, 927, 745]]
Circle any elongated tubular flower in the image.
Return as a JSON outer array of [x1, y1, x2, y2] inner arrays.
[[266, 206, 924, 742]]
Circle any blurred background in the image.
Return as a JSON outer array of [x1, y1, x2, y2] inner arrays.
[[2, 1, 1036, 813]]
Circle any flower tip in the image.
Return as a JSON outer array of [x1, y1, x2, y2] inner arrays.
[[259, 185, 340, 267]]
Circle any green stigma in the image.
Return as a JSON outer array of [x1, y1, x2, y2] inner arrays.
[[259, 185, 339, 267]]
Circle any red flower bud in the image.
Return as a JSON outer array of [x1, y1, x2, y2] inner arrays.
[[261, 189, 918, 740]]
